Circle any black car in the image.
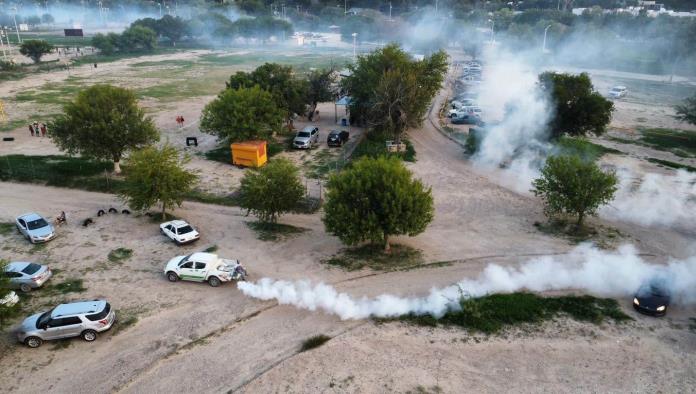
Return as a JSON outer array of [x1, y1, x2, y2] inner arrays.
[[633, 279, 671, 316], [327, 130, 350, 147]]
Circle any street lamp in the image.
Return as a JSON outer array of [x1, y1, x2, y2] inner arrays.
[[351, 32, 357, 60], [542, 24, 552, 53], [11, 7, 21, 44], [157, 2, 162, 17], [487, 18, 495, 44]]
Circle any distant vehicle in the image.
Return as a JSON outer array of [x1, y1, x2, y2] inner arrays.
[[327, 130, 350, 147], [451, 113, 481, 125], [633, 279, 671, 316], [4, 262, 52, 293], [164, 252, 247, 287], [0, 291, 19, 308], [160, 220, 200, 245], [15, 212, 56, 244], [609, 86, 627, 98], [17, 300, 116, 348], [293, 126, 319, 149], [449, 99, 477, 117]]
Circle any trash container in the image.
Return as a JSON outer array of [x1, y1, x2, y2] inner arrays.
[[230, 140, 268, 168]]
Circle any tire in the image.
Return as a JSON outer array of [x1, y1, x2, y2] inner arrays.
[[208, 276, 221, 287], [166, 272, 179, 282], [25, 336, 42, 348], [81, 329, 97, 342], [19, 283, 31, 293]]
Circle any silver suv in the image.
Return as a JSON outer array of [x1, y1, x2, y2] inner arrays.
[[17, 300, 116, 348]]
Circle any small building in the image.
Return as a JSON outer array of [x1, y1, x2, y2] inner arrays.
[[230, 140, 267, 168]]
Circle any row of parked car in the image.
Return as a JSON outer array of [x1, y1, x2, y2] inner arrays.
[[4, 212, 246, 348], [292, 125, 350, 149], [449, 60, 485, 126]]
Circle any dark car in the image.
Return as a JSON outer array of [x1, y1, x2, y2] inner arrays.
[[327, 130, 350, 147], [451, 113, 481, 125], [633, 279, 671, 316]]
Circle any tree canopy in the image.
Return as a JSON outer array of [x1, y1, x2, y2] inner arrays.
[[19, 40, 54, 63], [675, 94, 696, 125], [539, 72, 614, 139], [119, 145, 198, 219], [49, 85, 159, 173], [238, 158, 305, 223], [306, 68, 336, 119], [200, 85, 284, 142], [323, 156, 434, 252], [532, 155, 618, 227]]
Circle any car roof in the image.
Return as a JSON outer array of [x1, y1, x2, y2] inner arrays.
[[612, 86, 626, 90], [188, 252, 218, 263], [302, 126, 317, 131], [169, 220, 190, 227], [18, 212, 42, 221], [6, 262, 31, 272], [52, 300, 107, 318]]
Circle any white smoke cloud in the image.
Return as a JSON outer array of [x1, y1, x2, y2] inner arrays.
[[238, 244, 696, 320]]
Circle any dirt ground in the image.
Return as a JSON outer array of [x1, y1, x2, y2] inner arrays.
[[0, 49, 695, 393]]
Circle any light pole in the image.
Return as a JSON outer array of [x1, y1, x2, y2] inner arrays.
[[0, 29, 8, 60], [344, 0, 347, 15], [389, 2, 392, 21], [435, 0, 438, 13], [488, 19, 495, 44], [351, 32, 357, 60], [157, 2, 162, 17], [542, 24, 552, 53], [11, 7, 21, 44]]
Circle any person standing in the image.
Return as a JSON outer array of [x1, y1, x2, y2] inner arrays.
[[29, 124, 34, 137], [40, 123, 47, 137]]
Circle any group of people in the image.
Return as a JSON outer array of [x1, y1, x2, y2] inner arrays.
[[28, 122, 48, 137], [176, 115, 186, 127]]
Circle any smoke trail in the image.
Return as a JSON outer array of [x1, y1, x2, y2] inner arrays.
[[238, 244, 696, 320]]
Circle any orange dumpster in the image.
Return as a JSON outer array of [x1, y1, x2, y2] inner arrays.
[[230, 140, 268, 168]]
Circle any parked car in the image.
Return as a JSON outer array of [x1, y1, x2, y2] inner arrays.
[[15, 212, 56, 244], [609, 85, 627, 98], [293, 126, 319, 149], [4, 262, 52, 293], [633, 279, 671, 317], [327, 130, 350, 147], [0, 291, 19, 308], [164, 252, 247, 287], [451, 113, 480, 125], [160, 220, 200, 245], [16, 300, 116, 348]]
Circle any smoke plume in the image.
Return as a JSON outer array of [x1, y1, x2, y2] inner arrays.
[[238, 244, 696, 320]]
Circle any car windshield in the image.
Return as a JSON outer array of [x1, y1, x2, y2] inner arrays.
[[26, 218, 48, 230], [178, 226, 194, 234], [21, 263, 42, 275], [180, 254, 192, 264], [649, 285, 669, 297], [36, 309, 53, 328], [297, 131, 310, 138]]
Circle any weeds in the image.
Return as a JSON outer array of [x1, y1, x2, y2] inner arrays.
[[646, 158, 696, 172], [352, 131, 416, 162], [324, 244, 424, 271], [108, 248, 133, 263], [203, 245, 218, 253], [0, 222, 14, 236], [43, 279, 87, 296], [111, 308, 141, 336], [300, 334, 331, 352], [246, 221, 308, 242], [557, 137, 622, 161], [534, 219, 625, 249]]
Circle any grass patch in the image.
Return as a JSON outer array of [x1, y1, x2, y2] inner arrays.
[[13, 77, 86, 106], [639, 128, 696, 158], [107, 248, 133, 263], [534, 219, 624, 249], [111, 308, 140, 336], [50, 339, 73, 350], [352, 131, 416, 163], [299, 334, 331, 352], [203, 245, 218, 253], [0, 222, 14, 236], [324, 244, 423, 271], [43, 278, 87, 296], [245, 221, 308, 242], [305, 148, 343, 179], [557, 137, 622, 161], [0, 119, 27, 133], [395, 292, 632, 334], [646, 158, 696, 172]]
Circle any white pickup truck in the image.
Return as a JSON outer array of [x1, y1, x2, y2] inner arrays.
[[164, 252, 247, 287]]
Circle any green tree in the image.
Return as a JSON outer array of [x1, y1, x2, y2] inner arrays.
[[120, 25, 157, 51], [675, 94, 696, 125], [539, 72, 614, 139], [49, 85, 159, 174], [41, 13, 54, 25], [157, 15, 189, 46], [200, 85, 284, 142], [119, 145, 198, 219], [532, 155, 618, 227], [92, 33, 117, 55], [238, 158, 305, 223], [306, 68, 336, 119], [323, 156, 434, 252], [19, 40, 54, 63]]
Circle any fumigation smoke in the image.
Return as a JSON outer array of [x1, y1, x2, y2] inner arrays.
[[238, 244, 696, 320]]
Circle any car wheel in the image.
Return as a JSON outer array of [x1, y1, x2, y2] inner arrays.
[[81, 330, 97, 342], [166, 272, 179, 282], [208, 276, 221, 287], [25, 336, 42, 348], [19, 283, 31, 293]]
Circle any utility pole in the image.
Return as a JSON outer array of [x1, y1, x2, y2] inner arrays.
[[0, 29, 8, 60], [352, 32, 357, 60], [542, 24, 552, 53], [389, 2, 392, 21], [435, 0, 438, 13], [11, 7, 21, 44]]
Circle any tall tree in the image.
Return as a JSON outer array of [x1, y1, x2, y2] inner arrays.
[[19, 40, 54, 63], [306, 68, 336, 120], [675, 94, 696, 125], [323, 156, 434, 252], [157, 15, 189, 46], [49, 85, 159, 174], [238, 158, 305, 223], [119, 25, 158, 51], [539, 72, 614, 139], [200, 85, 284, 142], [532, 155, 618, 227], [119, 145, 198, 219]]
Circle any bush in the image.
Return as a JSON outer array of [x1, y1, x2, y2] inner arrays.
[[300, 335, 331, 352], [238, 158, 304, 223]]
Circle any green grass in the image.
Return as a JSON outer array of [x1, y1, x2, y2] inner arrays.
[[203, 245, 218, 253], [13, 77, 86, 106], [43, 278, 87, 296], [130, 59, 196, 68], [646, 158, 696, 172], [394, 293, 632, 334], [305, 148, 344, 179], [0, 222, 14, 236], [245, 221, 308, 242], [352, 131, 416, 163], [640, 128, 696, 157], [324, 244, 424, 271], [0, 119, 27, 133], [107, 248, 133, 263], [111, 308, 140, 336], [299, 334, 331, 352], [557, 137, 622, 161], [534, 219, 624, 249]]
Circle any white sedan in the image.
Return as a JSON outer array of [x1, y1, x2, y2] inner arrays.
[[160, 220, 200, 245]]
